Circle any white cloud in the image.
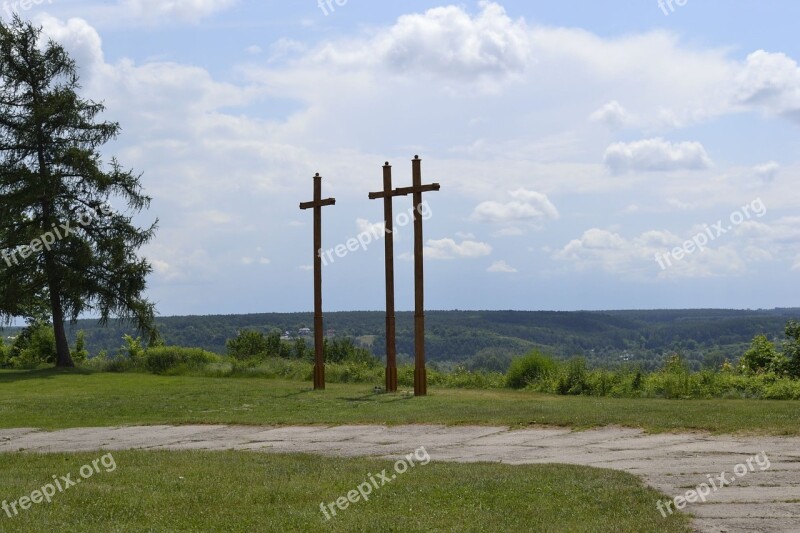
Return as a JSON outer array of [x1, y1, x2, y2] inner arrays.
[[424, 238, 492, 260], [356, 218, 386, 238], [472, 189, 559, 224], [309, 2, 531, 83], [734, 50, 800, 122], [553, 228, 747, 279], [487, 260, 517, 273], [604, 138, 712, 174], [241, 256, 270, 266], [146, 247, 213, 282], [37, 16, 105, 72], [589, 100, 635, 128], [754, 161, 780, 183]]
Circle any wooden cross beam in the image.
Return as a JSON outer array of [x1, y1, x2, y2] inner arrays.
[[299, 173, 336, 390], [395, 156, 440, 396], [368, 162, 402, 392]]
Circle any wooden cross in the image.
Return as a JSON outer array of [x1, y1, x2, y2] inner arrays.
[[299, 173, 336, 390], [396, 156, 440, 396], [368, 162, 401, 392]]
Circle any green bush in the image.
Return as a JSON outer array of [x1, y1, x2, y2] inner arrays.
[[740, 335, 784, 374], [785, 320, 800, 378], [72, 331, 89, 364], [10, 322, 57, 369], [226, 330, 270, 360], [644, 354, 691, 399], [555, 357, 590, 395], [324, 337, 378, 366], [506, 351, 557, 389], [102, 355, 138, 373], [145, 346, 220, 374], [0, 336, 8, 368]]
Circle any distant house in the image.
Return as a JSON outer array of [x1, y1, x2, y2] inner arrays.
[[280, 331, 292, 341], [298, 328, 311, 337], [326, 328, 336, 338]]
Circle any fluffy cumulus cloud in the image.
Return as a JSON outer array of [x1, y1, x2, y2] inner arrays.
[[553, 228, 747, 279], [487, 260, 517, 273], [554, 212, 800, 280], [423, 238, 492, 260], [754, 161, 780, 183], [733, 50, 800, 122], [471, 189, 559, 231], [308, 1, 530, 82], [589, 100, 635, 129], [37, 16, 105, 71], [604, 138, 713, 174]]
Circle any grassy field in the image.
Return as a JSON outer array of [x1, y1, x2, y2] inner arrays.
[[0, 450, 691, 532], [1, 369, 798, 434]]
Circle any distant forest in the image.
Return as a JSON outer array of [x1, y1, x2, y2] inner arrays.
[[4, 308, 798, 372]]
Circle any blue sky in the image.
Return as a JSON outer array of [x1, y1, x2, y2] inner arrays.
[[5, 1, 800, 315]]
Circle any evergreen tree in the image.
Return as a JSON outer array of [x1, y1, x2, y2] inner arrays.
[[0, 17, 157, 367]]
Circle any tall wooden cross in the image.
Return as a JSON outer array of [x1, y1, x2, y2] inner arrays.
[[299, 173, 336, 390], [368, 162, 401, 392], [395, 156, 440, 396]]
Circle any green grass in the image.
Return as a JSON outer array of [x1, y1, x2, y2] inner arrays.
[[0, 450, 691, 532], [1, 370, 798, 434]]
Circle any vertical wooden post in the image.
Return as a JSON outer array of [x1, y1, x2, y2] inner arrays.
[[368, 163, 399, 392], [299, 173, 335, 390], [411, 156, 426, 396], [393, 156, 440, 396]]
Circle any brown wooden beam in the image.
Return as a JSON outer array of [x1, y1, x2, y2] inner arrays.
[[299, 173, 335, 390], [368, 163, 398, 392]]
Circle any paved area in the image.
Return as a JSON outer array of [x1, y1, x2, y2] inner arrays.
[[1, 424, 799, 532]]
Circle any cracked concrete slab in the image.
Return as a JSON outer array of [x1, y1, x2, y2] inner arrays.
[[0, 424, 798, 532]]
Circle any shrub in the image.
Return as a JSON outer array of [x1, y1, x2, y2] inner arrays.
[[506, 351, 557, 389], [227, 330, 269, 360], [72, 331, 89, 364], [324, 337, 379, 366], [119, 335, 145, 364], [784, 320, 800, 378], [0, 336, 8, 368], [556, 357, 589, 395], [144, 346, 220, 374], [11, 322, 56, 369], [102, 355, 138, 373], [740, 335, 783, 374]]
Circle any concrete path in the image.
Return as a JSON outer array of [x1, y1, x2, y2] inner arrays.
[[1, 425, 799, 532]]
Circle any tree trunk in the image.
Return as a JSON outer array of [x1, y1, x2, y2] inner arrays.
[[44, 250, 73, 368], [50, 290, 73, 368]]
